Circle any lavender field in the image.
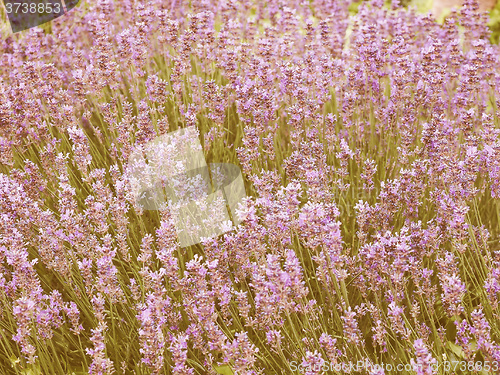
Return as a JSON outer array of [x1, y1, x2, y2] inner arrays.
[[1, 0, 500, 374]]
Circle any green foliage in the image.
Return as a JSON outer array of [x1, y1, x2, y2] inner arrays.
[[489, 1, 500, 43], [214, 365, 235, 375]]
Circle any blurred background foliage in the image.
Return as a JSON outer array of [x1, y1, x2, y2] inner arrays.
[[349, 0, 500, 44], [0, 0, 499, 43], [489, 0, 500, 43]]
